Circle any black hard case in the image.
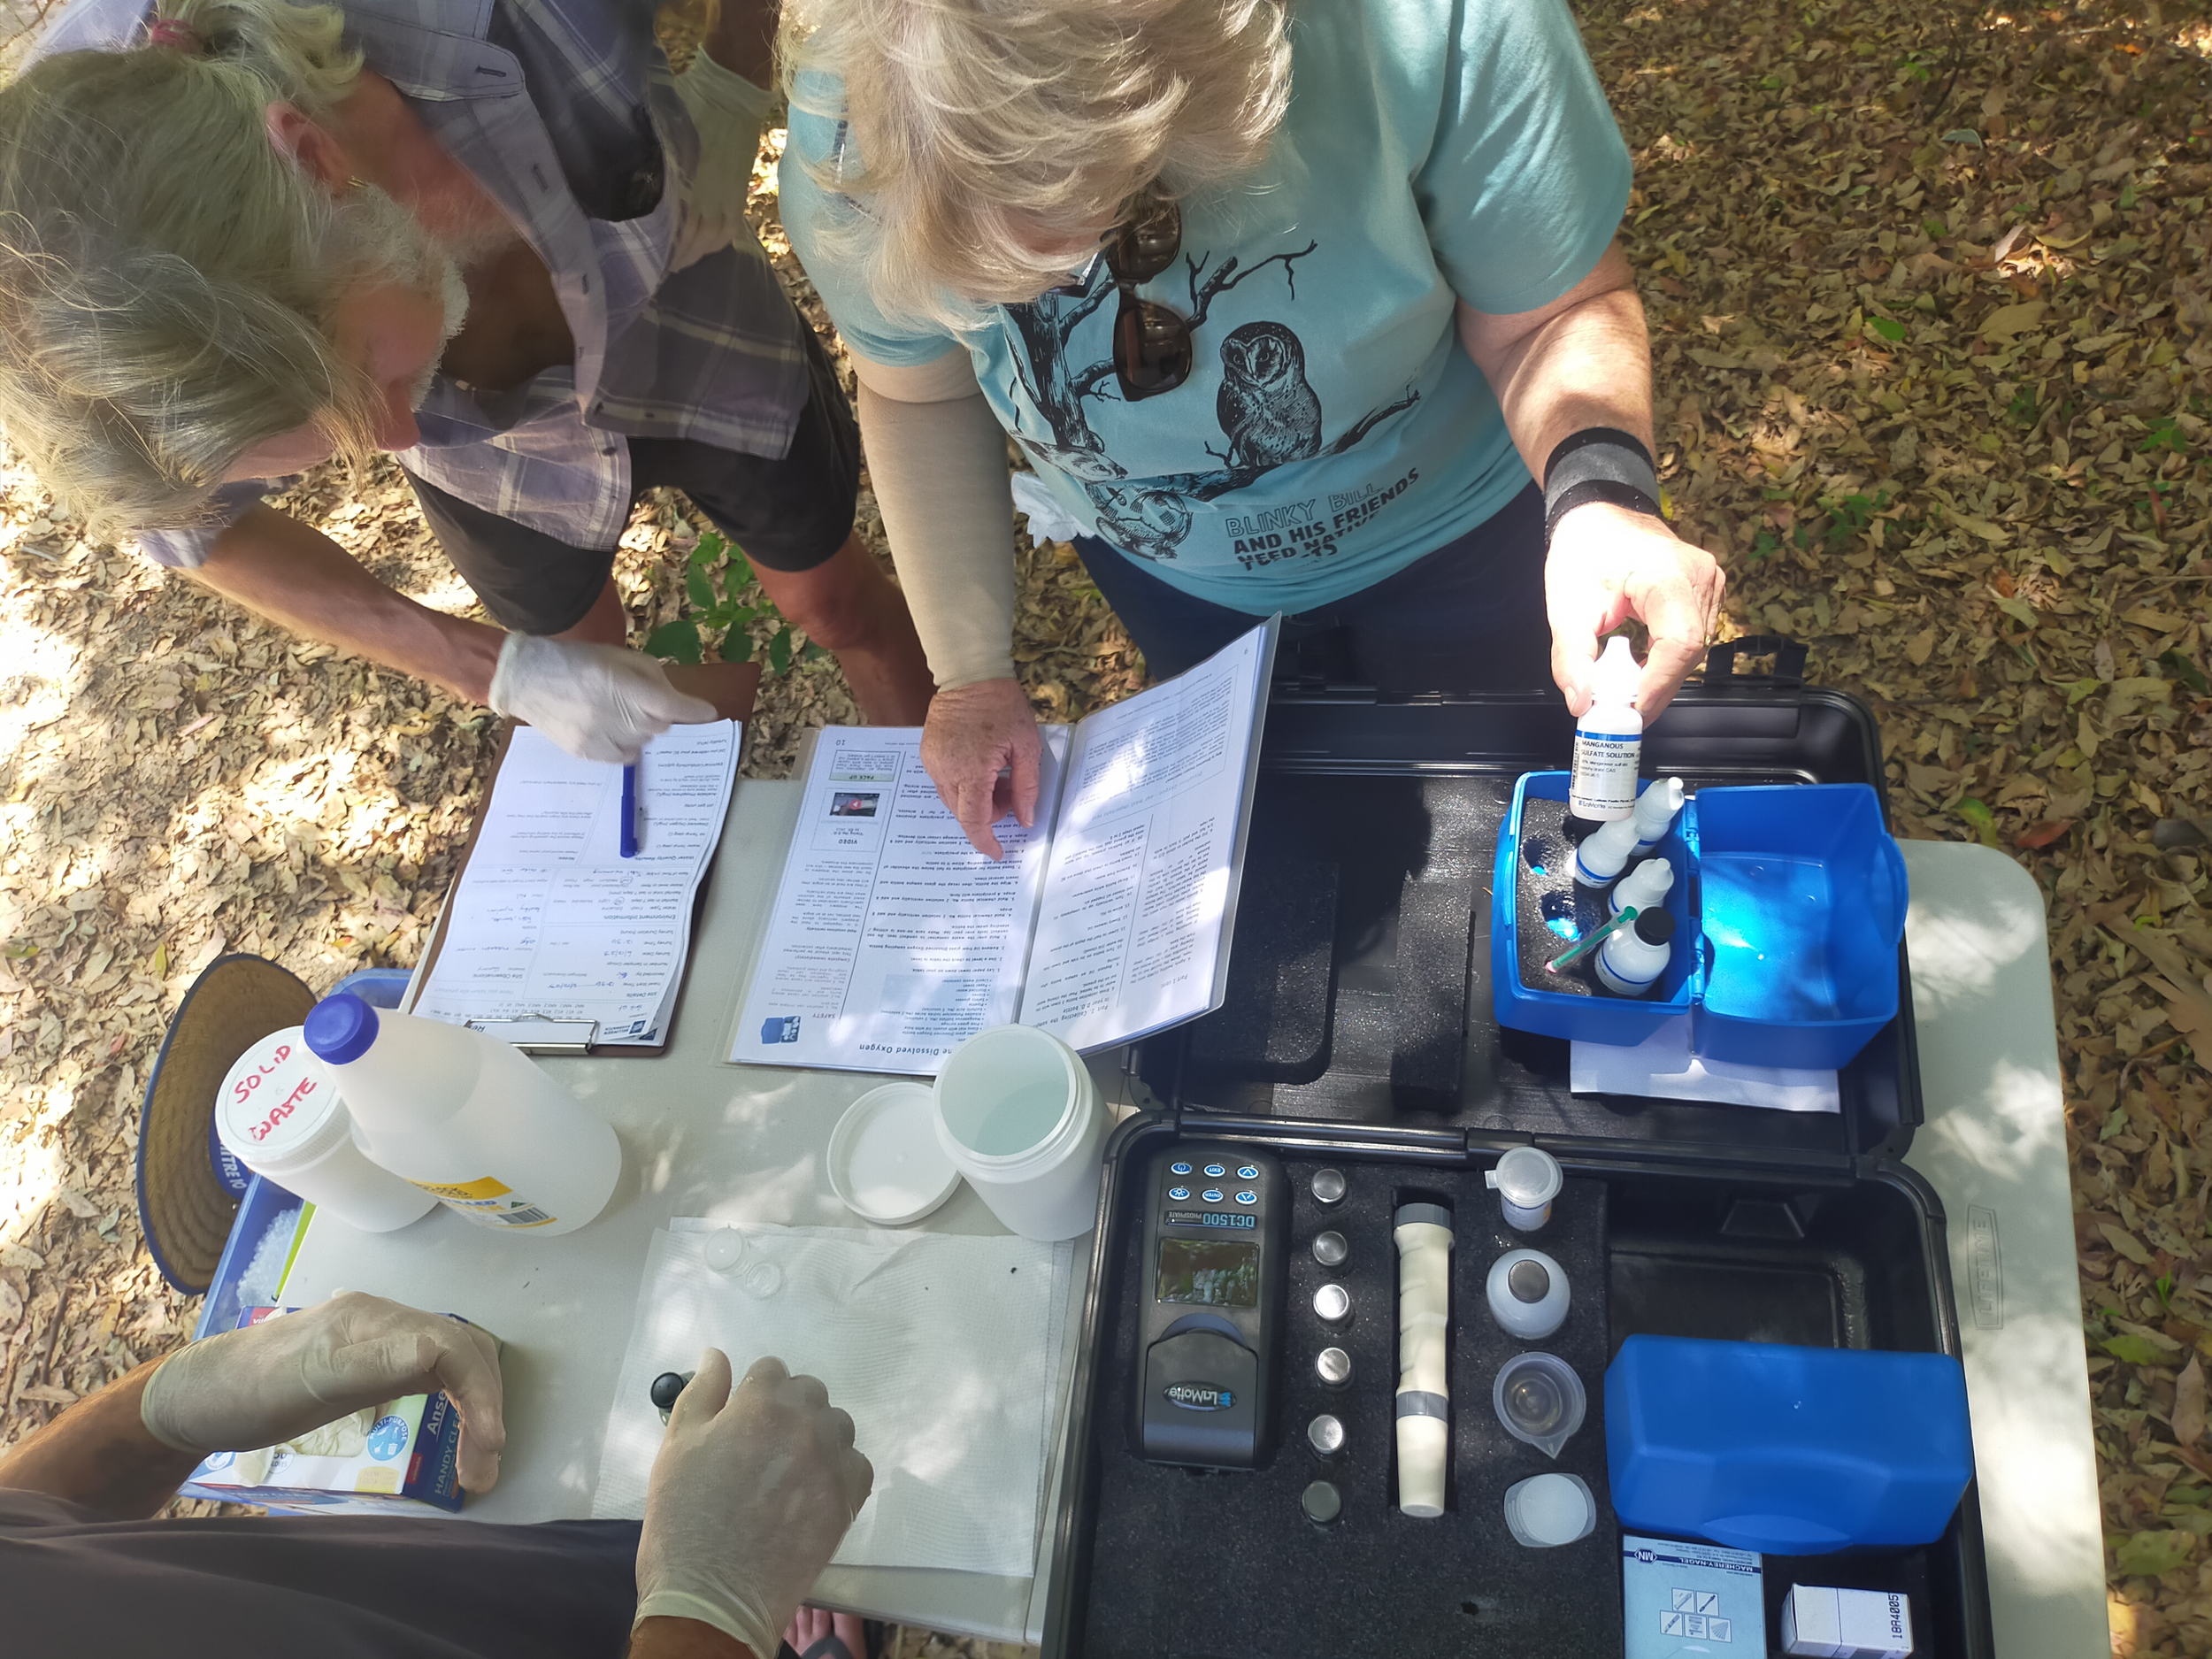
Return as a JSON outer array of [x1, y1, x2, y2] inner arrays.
[[1043, 649, 1997, 1659]]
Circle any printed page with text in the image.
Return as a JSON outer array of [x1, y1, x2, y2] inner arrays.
[[729, 726, 1069, 1073]]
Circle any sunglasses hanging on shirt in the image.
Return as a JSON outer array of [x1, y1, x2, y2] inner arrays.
[[1104, 196, 1192, 401]]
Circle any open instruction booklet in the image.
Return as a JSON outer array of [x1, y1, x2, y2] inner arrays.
[[731, 619, 1279, 1073]]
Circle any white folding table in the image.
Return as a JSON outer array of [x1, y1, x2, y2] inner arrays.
[[274, 783, 2107, 1652]]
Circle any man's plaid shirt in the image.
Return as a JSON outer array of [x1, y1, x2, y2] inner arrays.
[[36, 0, 811, 563]]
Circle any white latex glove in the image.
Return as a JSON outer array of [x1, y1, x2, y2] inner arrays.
[[670, 50, 774, 271], [634, 1350, 874, 1655], [488, 632, 718, 764], [139, 1292, 505, 1490]]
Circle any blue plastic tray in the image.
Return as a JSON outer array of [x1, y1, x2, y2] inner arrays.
[[1492, 773, 1906, 1068]]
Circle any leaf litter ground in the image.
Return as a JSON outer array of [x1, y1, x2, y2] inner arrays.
[[4, 0, 2212, 1649]]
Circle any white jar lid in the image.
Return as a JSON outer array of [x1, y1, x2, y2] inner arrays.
[[829, 1083, 961, 1226], [215, 1026, 349, 1169], [1488, 1145, 1563, 1208]]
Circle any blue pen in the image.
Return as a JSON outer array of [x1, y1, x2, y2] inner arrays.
[[619, 762, 640, 857]]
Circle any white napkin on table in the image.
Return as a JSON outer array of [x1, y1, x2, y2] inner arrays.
[[1571, 1015, 1840, 1113], [592, 1220, 1072, 1578]]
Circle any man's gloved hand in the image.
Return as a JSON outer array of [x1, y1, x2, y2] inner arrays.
[[634, 1350, 874, 1656], [488, 633, 718, 764], [139, 1292, 505, 1490]]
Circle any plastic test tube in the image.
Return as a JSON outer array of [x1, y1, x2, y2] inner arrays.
[[1394, 1202, 1454, 1518]]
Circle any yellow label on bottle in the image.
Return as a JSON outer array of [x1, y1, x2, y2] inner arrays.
[[411, 1175, 511, 1202], [410, 1175, 557, 1228]]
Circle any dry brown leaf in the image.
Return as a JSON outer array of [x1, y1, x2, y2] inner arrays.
[[2104, 1224, 2159, 1268], [2176, 1356, 2207, 1448]]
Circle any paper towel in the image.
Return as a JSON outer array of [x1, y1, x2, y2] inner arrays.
[[1571, 1016, 1840, 1113], [592, 1220, 1073, 1578]]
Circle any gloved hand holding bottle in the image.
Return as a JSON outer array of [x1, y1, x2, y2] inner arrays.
[[634, 1350, 875, 1657]]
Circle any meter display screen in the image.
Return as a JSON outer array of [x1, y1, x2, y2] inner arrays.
[[1156, 1237, 1261, 1308]]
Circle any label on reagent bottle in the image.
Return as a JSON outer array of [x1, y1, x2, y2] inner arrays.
[[1569, 731, 1640, 819], [410, 1174, 557, 1229]]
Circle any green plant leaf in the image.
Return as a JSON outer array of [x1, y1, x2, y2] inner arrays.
[[769, 626, 794, 675], [726, 548, 754, 590], [803, 642, 828, 663], [2116, 1529, 2195, 1577], [644, 618, 703, 664], [1867, 315, 1908, 343], [690, 530, 726, 567], [2104, 1333, 2167, 1365], [2162, 651, 2211, 695], [685, 565, 717, 612], [724, 606, 757, 632], [724, 632, 754, 664]]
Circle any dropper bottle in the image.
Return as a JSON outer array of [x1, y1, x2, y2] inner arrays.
[[1568, 637, 1642, 823]]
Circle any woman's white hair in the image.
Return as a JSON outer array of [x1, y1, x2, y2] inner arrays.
[[781, 0, 1294, 333], [0, 0, 442, 541]]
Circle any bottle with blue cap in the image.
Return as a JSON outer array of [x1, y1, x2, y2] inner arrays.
[[303, 994, 620, 1237]]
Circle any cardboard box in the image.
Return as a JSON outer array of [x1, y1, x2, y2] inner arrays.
[[1622, 1535, 1765, 1658], [177, 1307, 472, 1516], [1782, 1584, 1915, 1659]]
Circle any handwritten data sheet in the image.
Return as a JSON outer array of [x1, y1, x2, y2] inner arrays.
[[412, 721, 741, 1048]]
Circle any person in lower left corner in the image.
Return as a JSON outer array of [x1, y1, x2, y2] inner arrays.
[[0, 1292, 877, 1659]]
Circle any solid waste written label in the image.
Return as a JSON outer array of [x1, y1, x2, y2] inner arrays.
[[410, 1174, 557, 1228]]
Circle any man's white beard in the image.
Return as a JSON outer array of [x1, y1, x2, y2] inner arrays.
[[328, 183, 484, 409]]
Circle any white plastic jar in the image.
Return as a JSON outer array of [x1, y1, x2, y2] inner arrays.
[[932, 1024, 1103, 1241], [215, 1026, 435, 1233]]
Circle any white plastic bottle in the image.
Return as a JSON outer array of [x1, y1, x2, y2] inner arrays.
[[1574, 774, 1686, 886], [1568, 635, 1644, 822], [1631, 776, 1687, 853], [1596, 907, 1678, 997], [302, 994, 621, 1237], [1609, 856, 1676, 918]]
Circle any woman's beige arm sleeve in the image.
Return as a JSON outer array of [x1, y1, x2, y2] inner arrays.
[[852, 351, 1019, 690]]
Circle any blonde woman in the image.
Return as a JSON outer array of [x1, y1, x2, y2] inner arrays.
[[780, 0, 1724, 856], [1, 0, 933, 757]]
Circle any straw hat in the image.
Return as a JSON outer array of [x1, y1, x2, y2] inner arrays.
[[135, 954, 317, 1293]]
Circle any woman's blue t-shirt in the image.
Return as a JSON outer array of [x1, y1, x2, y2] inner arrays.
[[780, 0, 1633, 614]]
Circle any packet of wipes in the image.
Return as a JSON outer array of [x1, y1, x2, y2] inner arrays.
[[176, 1306, 488, 1516]]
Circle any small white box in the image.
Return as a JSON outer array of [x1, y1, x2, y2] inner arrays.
[[1781, 1585, 1914, 1659]]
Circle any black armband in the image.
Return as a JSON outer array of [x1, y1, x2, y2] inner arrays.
[[1542, 427, 1662, 547]]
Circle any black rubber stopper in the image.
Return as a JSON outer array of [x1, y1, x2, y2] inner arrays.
[[1301, 1479, 1343, 1525], [1509, 1259, 1552, 1304], [649, 1371, 689, 1412], [1634, 908, 1678, 945]]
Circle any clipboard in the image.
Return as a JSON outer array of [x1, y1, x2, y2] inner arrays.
[[407, 661, 760, 1057]]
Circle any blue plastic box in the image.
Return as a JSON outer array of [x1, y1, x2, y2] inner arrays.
[[1491, 774, 1908, 1068], [1605, 1335, 1974, 1554]]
